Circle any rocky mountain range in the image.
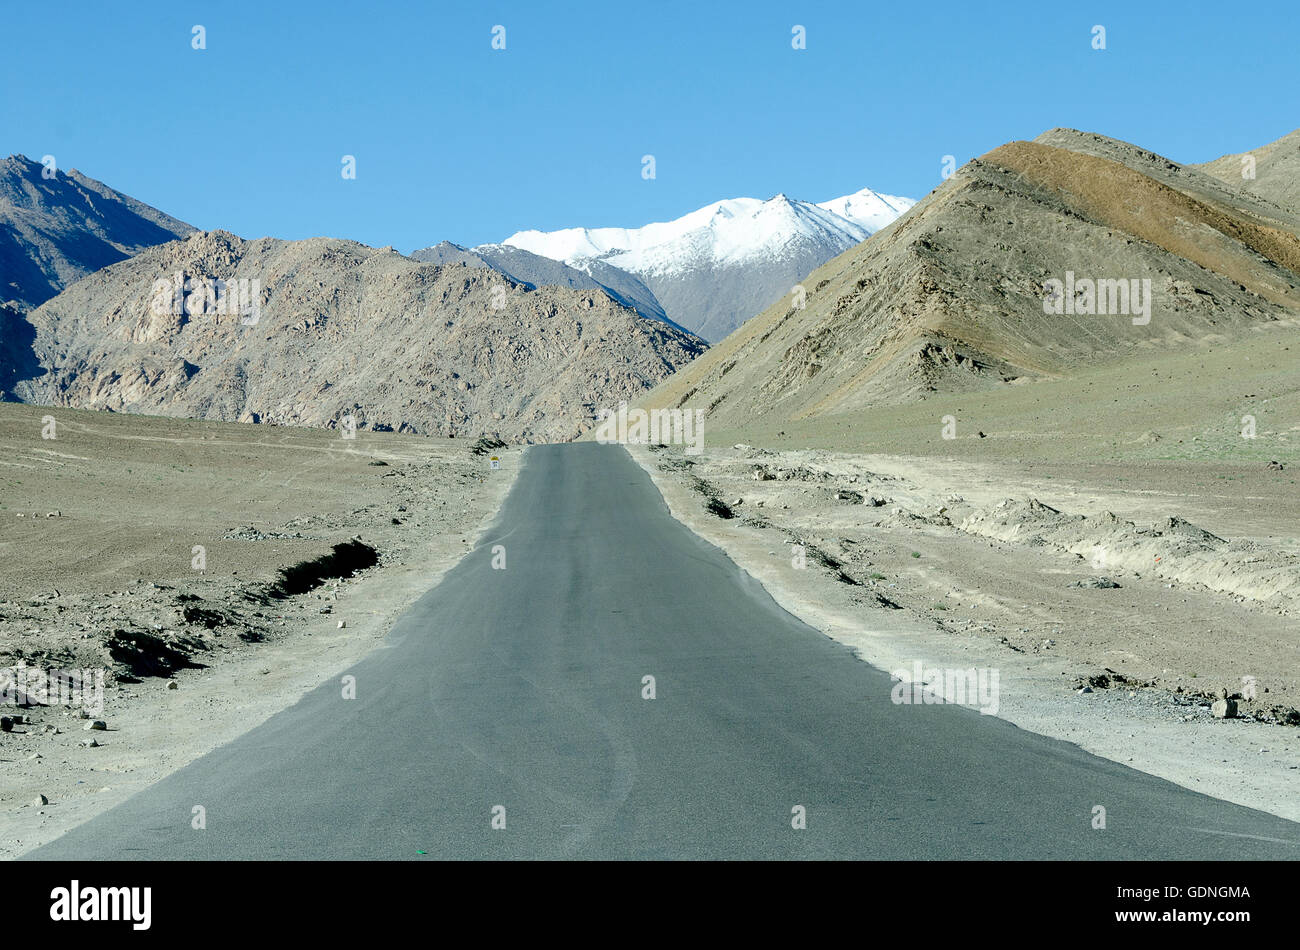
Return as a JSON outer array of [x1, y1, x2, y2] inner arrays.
[[637, 128, 1300, 428], [8, 229, 707, 441], [15, 129, 1295, 447]]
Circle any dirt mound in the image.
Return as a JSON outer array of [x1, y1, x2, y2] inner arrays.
[[959, 500, 1300, 604]]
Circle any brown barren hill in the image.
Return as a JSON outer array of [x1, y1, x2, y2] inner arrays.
[[1032, 128, 1300, 233], [9, 230, 706, 441], [985, 140, 1300, 308], [636, 130, 1300, 432]]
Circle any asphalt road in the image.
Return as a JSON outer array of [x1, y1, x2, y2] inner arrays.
[[26, 443, 1300, 859]]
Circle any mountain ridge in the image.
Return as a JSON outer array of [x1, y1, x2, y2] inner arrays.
[[0, 153, 195, 311], [410, 240, 677, 331]]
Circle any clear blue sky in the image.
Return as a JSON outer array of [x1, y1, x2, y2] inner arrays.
[[3, 0, 1296, 253]]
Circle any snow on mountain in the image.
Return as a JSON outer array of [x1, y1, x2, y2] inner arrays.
[[604, 194, 868, 277], [817, 187, 917, 234], [504, 188, 912, 272], [500, 186, 915, 342], [505, 197, 765, 266]]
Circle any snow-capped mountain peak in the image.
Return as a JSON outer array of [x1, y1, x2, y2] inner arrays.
[[497, 183, 916, 342], [817, 187, 916, 234], [504, 187, 911, 271]]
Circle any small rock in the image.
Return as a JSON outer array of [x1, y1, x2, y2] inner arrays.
[[1211, 698, 1238, 719], [338, 620, 346, 629], [81, 737, 99, 748], [33, 794, 48, 806], [83, 720, 107, 731], [0, 717, 12, 732], [167, 681, 178, 690], [28, 752, 42, 760], [1077, 686, 1094, 694]]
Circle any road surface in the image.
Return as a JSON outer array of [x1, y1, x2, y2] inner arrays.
[[26, 444, 1300, 859]]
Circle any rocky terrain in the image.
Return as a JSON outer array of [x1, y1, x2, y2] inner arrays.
[[637, 128, 1300, 426], [0, 401, 520, 856], [7, 229, 707, 441], [0, 154, 194, 312]]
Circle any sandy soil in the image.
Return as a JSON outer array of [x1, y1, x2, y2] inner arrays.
[[0, 403, 519, 858], [630, 443, 1300, 823]]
